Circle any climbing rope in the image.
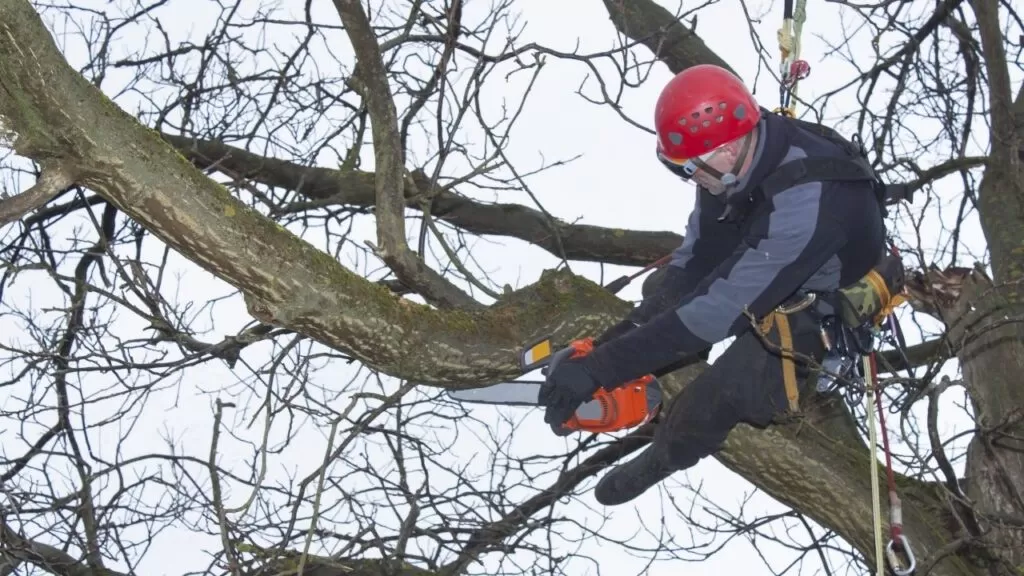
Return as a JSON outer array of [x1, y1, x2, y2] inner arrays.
[[775, 0, 811, 117], [865, 355, 884, 576], [876, 353, 916, 576], [858, 309, 916, 576]]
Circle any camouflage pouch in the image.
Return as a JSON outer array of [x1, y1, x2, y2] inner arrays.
[[836, 253, 906, 327]]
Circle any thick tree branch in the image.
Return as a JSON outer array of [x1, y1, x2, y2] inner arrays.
[[934, 266, 1024, 566], [0, 520, 127, 576], [0, 0, 632, 387], [600, 0, 733, 74], [971, 0, 1024, 288], [880, 336, 952, 373]]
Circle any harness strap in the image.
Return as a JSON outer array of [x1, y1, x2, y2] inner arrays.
[[759, 156, 876, 199], [759, 308, 803, 413]]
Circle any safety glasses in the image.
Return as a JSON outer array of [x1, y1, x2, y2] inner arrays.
[[656, 148, 718, 180]]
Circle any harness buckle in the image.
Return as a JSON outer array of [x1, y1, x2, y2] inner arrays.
[[776, 292, 817, 314]]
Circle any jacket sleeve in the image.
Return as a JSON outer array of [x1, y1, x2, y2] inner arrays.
[[627, 190, 723, 325], [583, 182, 846, 390]]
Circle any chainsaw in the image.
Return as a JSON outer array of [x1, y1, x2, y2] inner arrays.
[[447, 335, 663, 436]]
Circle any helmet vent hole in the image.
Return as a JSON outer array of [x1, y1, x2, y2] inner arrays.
[[719, 102, 728, 109], [690, 126, 698, 133], [704, 106, 713, 114], [715, 115, 724, 123], [702, 120, 711, 128], [691, 112, 700, 119], [677, 118, 687, 126]]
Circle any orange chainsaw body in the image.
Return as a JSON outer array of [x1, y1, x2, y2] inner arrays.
[[546, 337, 661, 434]]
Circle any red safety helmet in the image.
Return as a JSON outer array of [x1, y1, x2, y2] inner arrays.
[[654, 65, 761, 164]]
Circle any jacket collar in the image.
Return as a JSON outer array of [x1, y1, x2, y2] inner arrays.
[[716, 110, 791, 222]]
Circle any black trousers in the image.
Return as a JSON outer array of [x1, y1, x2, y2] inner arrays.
[[651, 306, 828, 471]]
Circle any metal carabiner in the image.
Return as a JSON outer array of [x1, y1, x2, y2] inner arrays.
[[885, 534, 916, 575]]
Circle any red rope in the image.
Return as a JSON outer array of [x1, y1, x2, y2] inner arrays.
[[869, 352, 904, 541]]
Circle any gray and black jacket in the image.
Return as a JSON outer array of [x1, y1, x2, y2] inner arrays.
[[583, 110, 887, 389]]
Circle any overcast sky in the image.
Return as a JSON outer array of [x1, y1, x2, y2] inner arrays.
[[0, 0, 1001, 574]]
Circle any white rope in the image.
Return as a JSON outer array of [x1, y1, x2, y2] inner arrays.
[[864, 355, 885, 576], [776, 0, 809, 116], [789, 0, 807, 107]]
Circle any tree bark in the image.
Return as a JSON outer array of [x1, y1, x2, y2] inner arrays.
[[0, 165, 71, 227], [935, 269, 1024, 569]]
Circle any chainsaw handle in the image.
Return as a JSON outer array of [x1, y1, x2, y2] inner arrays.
[[544, 338, 595, 435], [540, 338, 593, 376]]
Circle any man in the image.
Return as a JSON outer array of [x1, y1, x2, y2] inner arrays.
[[538, 64, 888, 506]]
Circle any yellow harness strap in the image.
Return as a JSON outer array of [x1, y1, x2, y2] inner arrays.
[[759, 311, 801, 412]]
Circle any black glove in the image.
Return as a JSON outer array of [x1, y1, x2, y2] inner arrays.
[[537, 357, 601, 428]]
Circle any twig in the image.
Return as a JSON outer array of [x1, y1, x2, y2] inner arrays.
[[297, 395, 364, 575], [422, 211, 501, 299], [209, 398, 241, 576]]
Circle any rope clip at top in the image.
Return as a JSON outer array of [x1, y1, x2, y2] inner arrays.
[[784, 59, 811, 87], [776, 0, 809, 115]]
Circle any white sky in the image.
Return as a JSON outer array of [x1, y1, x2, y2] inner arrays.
[[1, 0, 1011, 574]]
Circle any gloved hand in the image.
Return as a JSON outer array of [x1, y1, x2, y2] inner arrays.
[[537, 357, 601, 427]]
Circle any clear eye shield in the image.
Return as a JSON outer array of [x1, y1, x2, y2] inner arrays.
[[656, 133, 753, 188]]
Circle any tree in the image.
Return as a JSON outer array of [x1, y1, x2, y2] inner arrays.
[[1, 0, 1022, 574]]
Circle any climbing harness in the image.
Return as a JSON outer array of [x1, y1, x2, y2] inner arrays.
[[776, 0, 811, 117]]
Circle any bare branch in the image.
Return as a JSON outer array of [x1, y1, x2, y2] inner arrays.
[[0, 167, 71, 227], [161, 134, 682, 267], [332, 0, 478, 310]]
